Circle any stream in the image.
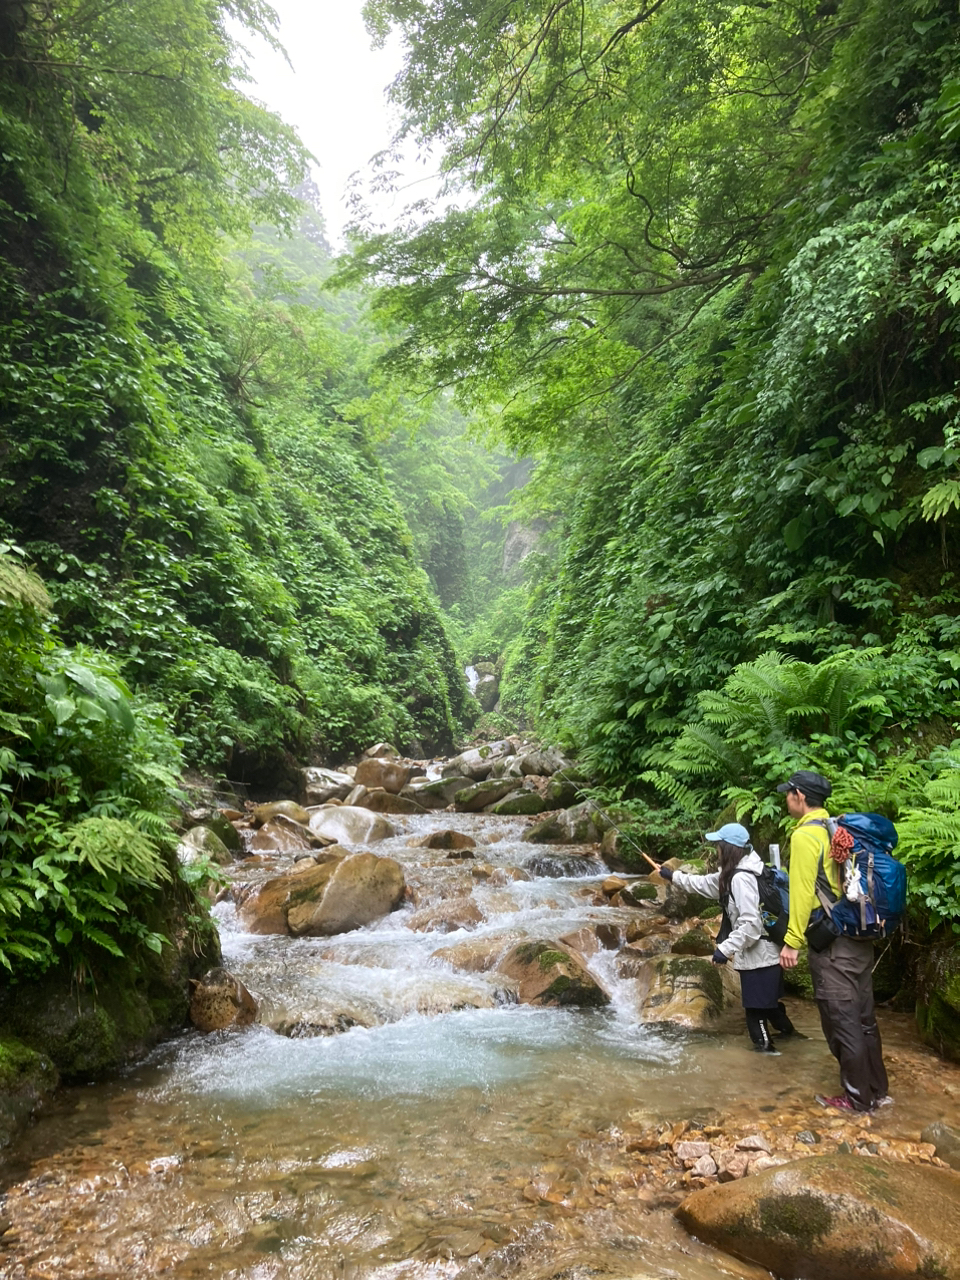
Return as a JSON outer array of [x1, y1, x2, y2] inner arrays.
[[2, 799, 959, 1280]]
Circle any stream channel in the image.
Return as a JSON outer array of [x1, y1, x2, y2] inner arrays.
[[1, 798, 957, 1280]]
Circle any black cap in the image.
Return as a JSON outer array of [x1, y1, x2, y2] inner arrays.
[[776, 770, 832, 802]]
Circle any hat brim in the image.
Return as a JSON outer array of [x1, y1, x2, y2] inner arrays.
[[775, 782, 792, 793]]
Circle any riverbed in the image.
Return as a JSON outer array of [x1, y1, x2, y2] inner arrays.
[[1, 806, 958, 1280]]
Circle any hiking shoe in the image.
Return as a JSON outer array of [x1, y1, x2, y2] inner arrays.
[[752, 1044, 781, 1055], [872, 1095, 894, 1109], [815, 1094, 856, 1111]]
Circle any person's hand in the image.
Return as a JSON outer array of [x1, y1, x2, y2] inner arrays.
[[658, 865, 674, 881], [711, 948, 728, 965], [780, 945, 799, 969]]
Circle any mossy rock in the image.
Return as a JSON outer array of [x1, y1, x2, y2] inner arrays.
[[783, 948, 815, 1001], [0, 1037, 59, 1149], [672, 927, 716, 957], [915, 937, 960, 1062]]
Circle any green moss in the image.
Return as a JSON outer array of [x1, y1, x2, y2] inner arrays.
[[0, 1037, 57, 1094], [755, 1192, 835, 1245], [537, 949, 570, 971]]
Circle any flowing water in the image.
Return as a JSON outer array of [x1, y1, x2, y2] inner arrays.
[[1, 807, 956, 1280]]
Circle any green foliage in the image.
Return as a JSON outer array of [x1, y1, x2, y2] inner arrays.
[[895, 747, 960, 933]]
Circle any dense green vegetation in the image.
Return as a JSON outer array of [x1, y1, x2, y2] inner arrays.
[[344, 0, 960, 922]]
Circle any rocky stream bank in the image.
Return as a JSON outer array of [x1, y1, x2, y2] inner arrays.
[[1, 737, 959, 1280]]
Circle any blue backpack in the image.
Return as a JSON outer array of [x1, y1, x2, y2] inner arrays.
[[808, 813, 906, 944]]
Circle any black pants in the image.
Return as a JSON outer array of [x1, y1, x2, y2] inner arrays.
[[808, 935, 888, 1110], [745, 1003, 794, 1048]]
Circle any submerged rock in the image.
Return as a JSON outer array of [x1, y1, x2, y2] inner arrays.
[[675, 1153, 960, 1280], [189, 968, 257, 1033], [497, 941, 610, 1008], [921, 1120, 960, 1172], [409, 830, 477, 851], [522, 852, 603, 878], [408, 896, 484, 933]]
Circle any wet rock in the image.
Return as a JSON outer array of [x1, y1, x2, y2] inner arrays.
[[692, 1153, 719, 1177], [629, 955, 725, 1029], [354, 758, 412, 794], [497, 941, 610, 1008], [616, 935, 673, 976], [521, 802, 605, 844], [403, 775, 472, 809], [408, 897, 484, 933], [433, 934, 522, 973], [671, 927, 716, 957], [178, 824, 233, 866], [0, 1038, 59, 1149], [252, 800, 311, 828], [559, 924, 622, 957], [676, 1140, 712, 1162], [489, 757, 524, 780], [359, 789, 428, 815], [618, 881, 659, 905], [675, 1153, 960, 1280], [288, 853, 406, 937], [545, 773, 588, 807], [363, 742, 399, 758], [602, 876, 627, 896], [716, 1150, 751, 1181], [237, 851, 405, 937], [189, 967, 257, 1032], [249, 816, 315, 854], [441, 741, 516, 781], [922, 1120, 960, 1172], [187, 809, 243, 854], [490, 790, 547, 815], [737, 1134, 772, 1153], [522, 852, 603, 877], [410, 830, 477, 851], [453, 778, 519, 812], [796, 1130, 821, 1145], [301, 766, 355, 805], [307, 806, 396, 846], [344, 784, 370, 806]]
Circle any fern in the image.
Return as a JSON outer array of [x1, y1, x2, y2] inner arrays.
[[65, 817, 172, 886]]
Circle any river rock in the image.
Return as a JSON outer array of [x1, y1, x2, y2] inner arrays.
[[354, 758, 412, 794], [489, 756, 524, 779], [453, 778, 519, 812], [344, 784, 370, 806], [408, 896, 484, 933], [358, 789, 428, 815], [363, 742, 399, 758], [922, 1120, 960, 1172], [433, 933, 524, 973], [249, 816, 316, 854], [521, 802, 605, 844], [616, 934, 673, 975], [490, 790, 547, 816], [663, 873, 717, 920], [675, 1153, 960, 1280], [403, 775, 472, 809], [516, 747, 570, 776], [559, 923, 622, 957], [307, 806, 396, 845], [916, 938, 960, 1062], [0, 1039, 59, 1150], [441, 741, 516, 782], [672, 927, 716, 956], [497, 941, 610, 1008], [189, 967, 257, 1032], [252, 800, 311, 827], [629, 954, 725, 1028], [178, 824, 233, 866], [287, 852, 406, 937], [301, 766, 355, 805]]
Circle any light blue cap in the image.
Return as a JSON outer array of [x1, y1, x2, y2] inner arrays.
[[705, 822, 751, 847]]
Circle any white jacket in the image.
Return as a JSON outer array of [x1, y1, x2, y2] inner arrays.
[[671, 849, 782, 972]]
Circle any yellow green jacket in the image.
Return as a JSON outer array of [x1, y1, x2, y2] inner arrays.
[[784, 809, 839, 950]]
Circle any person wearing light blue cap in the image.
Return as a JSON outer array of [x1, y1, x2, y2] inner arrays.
[[653, 822, 798, 1052]]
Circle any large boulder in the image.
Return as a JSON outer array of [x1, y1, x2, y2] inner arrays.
[[178, 824, 233, 866], [363, 742, 400, 758], [516, 747, 570, 776], [189, 967, 257, 1032], [616, 934, 673, 975], [354, 757, 412, 794], [0, 1038, 58, 1149], [238, 852, 405, 937], [675, 1154, 960, 1280], [522, 802, 605, 844], [359, 790, 428, 815], [307, 806, 396, 846], [453, 778, 520, 812], [403, 775, 472, 809], [497, 941, 610, 1008], [662, 870, 717, 920], [287, 852, 406, 937], [474, 668, 500, 713], [441, 741, 516, 782], [249, 815, 318, 854], [629, 954, 725, 1029], [490, 790, 547, 816], [301, 766, 355, 805]]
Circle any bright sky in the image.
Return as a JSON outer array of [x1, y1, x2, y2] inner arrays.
[[237, 0, 429, 244]]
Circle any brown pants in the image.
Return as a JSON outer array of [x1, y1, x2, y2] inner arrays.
[[808, 935, 888, 1111]]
